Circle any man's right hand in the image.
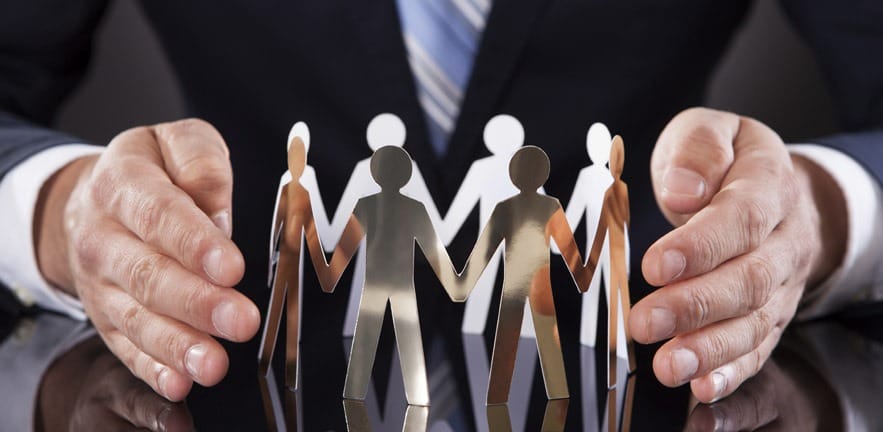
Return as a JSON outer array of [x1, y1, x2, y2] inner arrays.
[[34, 118, 260, 401]]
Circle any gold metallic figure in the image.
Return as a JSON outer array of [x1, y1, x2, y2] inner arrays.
[[343, 400, 429, 432], [326, 145, 462, 407], [586, 136, 635, 386], [258, 135, 361, 390], [454, 146, 599, 405]]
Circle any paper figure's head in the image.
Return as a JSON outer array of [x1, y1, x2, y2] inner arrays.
[[288, 121, 311, 153], [367, 113, 406, 150], [288, 136, 307, 180], [509, 145, 549, 191], [370, 146, 412, 190], [586, 122, 611, 165], [609, 136, 625, 179], [483, 114, 524, 155]]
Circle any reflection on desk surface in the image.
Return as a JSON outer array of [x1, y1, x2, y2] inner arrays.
[[2, 310, 880, 431]]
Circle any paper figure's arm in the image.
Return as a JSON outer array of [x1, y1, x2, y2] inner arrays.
[[451, 208, 505, 301], [301, 166, 333, 246], [564, 172, 591, 229], [440, 165, 481, 245], [268, 176, 290, 285], [414, 206, 463, 303], [548, 207, 595, 293], [586, 193, 611, 275], [407, 165, 445, 234], [326, 163, 372, 251], [304, 212, 363, 294]]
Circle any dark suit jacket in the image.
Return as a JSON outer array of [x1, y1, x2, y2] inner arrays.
[[1, 0, 882, 429]]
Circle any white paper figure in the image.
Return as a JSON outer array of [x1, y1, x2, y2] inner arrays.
[[326, 113, 445, 337], [441, 114, 539, 337], [563, 123, 628, 352]]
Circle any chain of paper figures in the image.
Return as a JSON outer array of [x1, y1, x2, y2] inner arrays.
[[259, 114, 634, 426]]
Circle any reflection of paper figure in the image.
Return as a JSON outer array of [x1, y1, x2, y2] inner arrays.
[[259, 132, 361, 392], [584, 136, 635, 386], [563, 123, 629, 351], [327, 146, 461, 406], [343, 400, 429, 432], [463, 334, 535, 432], [443, 114, 538, 337], [486, 399, 568, 432], [330, 113, 444, 337], [454, 146, 598, 404], [581, 346, 635, 432]]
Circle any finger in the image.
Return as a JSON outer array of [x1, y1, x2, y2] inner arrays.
[[631, 225, 796, 343], [110, 376, 194, 432], [99, 328, 193, 401], [96, 285, 230, 388], [651, 107, 739, 221], [97, 225, 259, 342], [89, 157, 244, 287], [651, 296, 786, 389], [690, 326, 783, 405], [643, 118, 798, 286], [152, 119, 234, 237]]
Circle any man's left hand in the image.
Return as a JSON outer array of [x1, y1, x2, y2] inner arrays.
[[632, 107, 847, 403]]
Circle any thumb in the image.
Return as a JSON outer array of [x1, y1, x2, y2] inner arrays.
[[152, 118, 234, 238], [651, 107, 741, 226]]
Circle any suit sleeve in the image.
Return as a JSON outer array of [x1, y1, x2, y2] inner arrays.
[[0, 0, 110, 178], [779, 0, 883, 169], [0, 1, 110, 311]]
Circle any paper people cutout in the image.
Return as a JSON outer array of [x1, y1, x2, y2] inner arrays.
[[442, 114, 538, 337], [259, 132, 361, 391], [323, 113, 444, 337], [454, 146, 597, 404], [262, 115, 635, 409]]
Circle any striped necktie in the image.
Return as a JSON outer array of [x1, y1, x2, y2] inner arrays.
[[396, 0, 492, 156]]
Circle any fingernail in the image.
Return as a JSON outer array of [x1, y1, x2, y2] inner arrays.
[[157, 366, 171, 399], [212, 210, 232, 238], [203, 247, 224, 283], [671, 348, 699, 383], [212, 301, 238, 340], [711, 371, 727, 401], [663, 167, 706, 198], [185, 344, 207, 380], [649, 307, 677, 340], [660, 249, 686, 282]]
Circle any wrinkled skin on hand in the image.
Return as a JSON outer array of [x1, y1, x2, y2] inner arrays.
[[632, 107, 846, 403]]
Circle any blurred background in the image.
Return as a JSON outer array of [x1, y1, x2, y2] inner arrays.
[[55, 0, 840, 146]]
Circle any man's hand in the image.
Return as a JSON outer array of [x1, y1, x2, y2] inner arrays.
[[632, 108, 847, 403], [34, 118, 260, 401]]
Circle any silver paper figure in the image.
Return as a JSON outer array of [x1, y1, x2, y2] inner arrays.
[[325, 145, 462, 406], [453, 145, 600, 405]]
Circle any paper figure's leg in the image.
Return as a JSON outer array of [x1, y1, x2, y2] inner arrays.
[[461, 248, 502, 334], [615, 267, 636, 373], [389, 291, 430, 406], [530, 300, 569, 400], [486, 295, 525, 405], [580, 238, 609, 347], [284, 255, 301, 389], [607, 269, 620, 389], [343, 241, 367, 337], [342, 400, 371, 432], [259, 251, 292, 377], [344, 287, 387, 401]]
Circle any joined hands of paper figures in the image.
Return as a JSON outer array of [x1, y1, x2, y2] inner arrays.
[[262, 116, 633, 407]]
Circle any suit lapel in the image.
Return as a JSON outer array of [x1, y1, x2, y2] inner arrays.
[[443, 0, 552, 185]]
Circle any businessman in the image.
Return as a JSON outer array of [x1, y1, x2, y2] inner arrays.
[[1, 0, 881, 408]]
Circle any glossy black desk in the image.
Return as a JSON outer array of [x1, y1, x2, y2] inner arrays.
[[5, 302, 881, 431]]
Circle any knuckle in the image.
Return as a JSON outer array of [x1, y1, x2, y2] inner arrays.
[[750, 309, 775, 347], [133, 192, 177, 239], [703, 331, 731, 367], [685, 228, 721, 271], [742, 256, 775, 309], [181, 281, 210, 319], [175, 155, 232, 192], [684, 286, 712, 328], [71, 226, 103, 273], [128, 252, 166, 307], [88, 165, 124, 210], [173, 223, 212, 264], [121, 302, 147, 347], [737, 197, 771, 250]]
